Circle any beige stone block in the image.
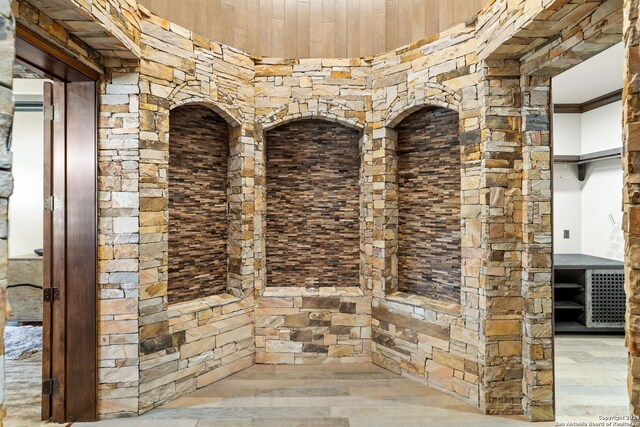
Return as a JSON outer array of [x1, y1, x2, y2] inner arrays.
[[217, 324, 253, 347], [255, 64, 292, 76], [331, 314, 370, 326], [256, 352, 295, 364], [328, 344, 354, 357], [485, 319, 520, 336], [196, 355, 253, 388], [181, 336, 216, 359]]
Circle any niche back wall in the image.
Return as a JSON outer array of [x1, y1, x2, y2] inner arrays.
[[169, 105, 230, 303], [266, 120, 360, 288], [396, 107, 461, 301]]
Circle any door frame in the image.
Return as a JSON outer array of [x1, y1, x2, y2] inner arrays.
[[14, 23, 99, 423]]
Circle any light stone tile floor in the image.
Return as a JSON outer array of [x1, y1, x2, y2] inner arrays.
[[5, 336, 630, 426]]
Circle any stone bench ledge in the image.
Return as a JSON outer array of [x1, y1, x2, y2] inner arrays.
[[385, 292, 462, 316], [167, 293, 241, 316], [263, 286, 364, 298]]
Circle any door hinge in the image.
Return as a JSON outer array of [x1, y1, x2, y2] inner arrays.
[[43, 104, 59, 121], [44, 196, 61, 212], [42, 379, 58, 395], [43, 287, 60, 302]]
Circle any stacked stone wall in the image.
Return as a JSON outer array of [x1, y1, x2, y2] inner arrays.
[[168, 105, 229, 303], [396, 107, 461, 301], [0, 0, 13, 421], [265, 119, 360, 289], [3, 0, 636, 423]]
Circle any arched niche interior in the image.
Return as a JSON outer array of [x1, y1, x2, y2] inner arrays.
[[265, 119, 361, 288], [168, 104, 230, 303], [396, 107, 462, 302]]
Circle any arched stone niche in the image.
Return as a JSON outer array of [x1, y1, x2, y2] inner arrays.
[[264, 118, 361, 289], [168, 104, 231, 303], [394, 106, 462, 302]]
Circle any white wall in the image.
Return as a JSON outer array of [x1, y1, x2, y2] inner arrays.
[[581, 101, 623, 153], [553, 164, 582, 254], [580, 159, 623, 260], [552, 101, 624, 261], [552, 113, 581, 156], [9, 80, 45, 258]]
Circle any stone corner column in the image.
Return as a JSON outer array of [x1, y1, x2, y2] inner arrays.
[[520, 74, 554, 422], [623, 0, 640, 417], [364, 126, 398, 299], [476, 59, 526, 416], [0, 1, 14, 423], [228, 123, 255, 299]]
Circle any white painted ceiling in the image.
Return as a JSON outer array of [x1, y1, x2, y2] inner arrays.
[[552, 42, 624, 104]]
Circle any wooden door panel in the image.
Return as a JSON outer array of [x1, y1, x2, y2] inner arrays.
[[51, 81, 67, 423], [64, 81, 97, 422], [41, 81, 53, 422]]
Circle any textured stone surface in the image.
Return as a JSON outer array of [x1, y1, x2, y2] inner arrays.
[[0, 0, 12, 422], [256, 289, 372, 365], [266, 120, 360, 289], [168, 105, 229, 302], [623, 0, 640, 417], [2, 0, 634, 423], [396, 107, 461, 301]]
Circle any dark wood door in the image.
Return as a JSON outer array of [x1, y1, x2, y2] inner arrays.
[[64, 81, 97, 422], [40, 80, 97, 423], [18, 25, 98, 423], [41, 80, 54, 422]]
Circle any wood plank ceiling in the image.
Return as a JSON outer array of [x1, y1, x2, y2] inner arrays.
[[138, 0, 486, 58]]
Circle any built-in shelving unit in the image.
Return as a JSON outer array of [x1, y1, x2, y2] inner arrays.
[[554, 254, 624, 333], [553, 147, 622, 181]]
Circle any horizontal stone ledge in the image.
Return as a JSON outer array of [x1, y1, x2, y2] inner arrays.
[[167, 293, 242, 316], [262, 286, 364, 298], [384, 292, 463, 316]]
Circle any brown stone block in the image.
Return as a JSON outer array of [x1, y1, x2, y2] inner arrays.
[[331, 314, 370, 326], [372, 351, 402, 375], [255, 64, 292, 76], [498, 340, 522, 356], [433, 348, 465, 371], [401, 358, 425, 376], [284, 314, 310, 327], [485, 319, 520, 337], [328, 344, 354, 357], [290, 330, 312, 342], [141, 60, 173, 81], [330, 70, 351, 78], [140, 197, 167, 211], [301, 297, 341, 310]]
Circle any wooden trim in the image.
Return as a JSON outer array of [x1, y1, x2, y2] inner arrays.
[[582, 89, 623, 112], [553, 104, 582, 114], [553, 89, 622, 114], [15, 24, 100, 82], [15, 28, 99, 423]]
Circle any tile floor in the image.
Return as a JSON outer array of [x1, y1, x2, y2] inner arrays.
[[4, 335, 630, 427], [554, 334, 628, 420]]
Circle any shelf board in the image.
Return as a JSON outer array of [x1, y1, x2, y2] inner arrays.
[[555, 282, 582, 289], [554, 301, 584, 309], [554, 147, 621, 165], [555, 321, 624, 334]]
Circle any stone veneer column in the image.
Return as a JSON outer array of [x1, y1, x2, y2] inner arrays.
[[477, 59, 525, 415], [228, 123, 255, 299], [623, 0, 640, 416], [520, 75, 554, 421], [365, 127, 397, 298], [0, 0, 13, 422], [97, 63, 141, 417]]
